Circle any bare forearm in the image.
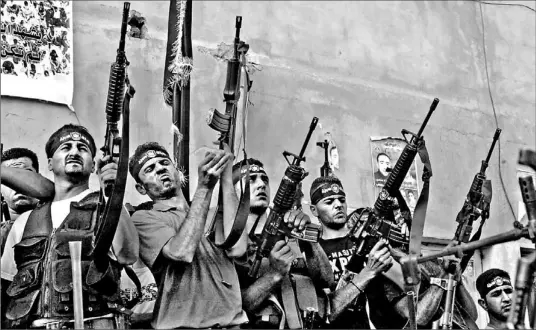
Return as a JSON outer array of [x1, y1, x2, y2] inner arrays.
[[300, 241, 335, 288], [242, 271, 283, 313], [456, 282, 478, 321], [396, 286, 445, 326], [330, 272, 373, 322], [1, 167, 54, 199], [163, 186, 212, 263]]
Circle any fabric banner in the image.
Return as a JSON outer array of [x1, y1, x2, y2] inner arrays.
[[1, 0, 73, 107], [370, 136, 421, 216]]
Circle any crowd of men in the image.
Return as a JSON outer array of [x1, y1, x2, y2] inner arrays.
[[0, 123, 534, 329]]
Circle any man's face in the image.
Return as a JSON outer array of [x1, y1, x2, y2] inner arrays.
[[311, 194, 347, 230], [48, 140, 94, 180], [378, 154, 391, 176], [137, 157, 180, 200], [237, 170, 270, 215], [479, 284, 513, 321], [1, 156, 39, 214]]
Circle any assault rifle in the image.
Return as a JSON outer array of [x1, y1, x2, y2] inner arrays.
[[317, 139, 332, 177], [346, 98, 439, 272], [248, 117, 323, 278], [454, 129, 500, 245], [207, 16, 252, 249], [416, 148, 536, 265], [507, 148, 536, 330], [93, 2, 135, 266]]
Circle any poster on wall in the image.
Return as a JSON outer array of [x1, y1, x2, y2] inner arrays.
[[1, 0, 73, 107], [370, 136, 421, 216]]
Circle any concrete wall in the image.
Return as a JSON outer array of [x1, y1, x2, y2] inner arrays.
[[2, 0, 535, 266]]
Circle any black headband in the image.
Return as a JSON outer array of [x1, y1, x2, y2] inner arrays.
[[310, 181, 346, 205], [232, 164, 267, 185], [480, 276, 512, 297], [131, 149, 171, 180], [46, 129, 96, 158]]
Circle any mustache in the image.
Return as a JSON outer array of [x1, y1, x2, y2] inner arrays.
[[65, 155, 83, 164]]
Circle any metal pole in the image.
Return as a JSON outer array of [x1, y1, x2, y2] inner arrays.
[[69, 241, 84, 329]]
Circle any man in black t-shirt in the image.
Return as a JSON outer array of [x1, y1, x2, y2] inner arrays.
[[309, 176, 393, 329]]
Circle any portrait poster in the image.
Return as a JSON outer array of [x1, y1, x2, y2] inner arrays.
[[370, 136, 420, 216], [1, 0, 73, 107]]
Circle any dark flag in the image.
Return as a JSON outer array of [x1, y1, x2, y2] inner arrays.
[[163, 0, 192, 200]]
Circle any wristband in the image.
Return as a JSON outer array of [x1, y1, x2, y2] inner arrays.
[[430, 277, 457, 290]]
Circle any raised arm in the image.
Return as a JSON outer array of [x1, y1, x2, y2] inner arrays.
[[162, 150, 232, 263], [1, 166, 54, 200], [218, 143, 247, 258], [329, 239, 392, 322], [242, 241, 294, 312]]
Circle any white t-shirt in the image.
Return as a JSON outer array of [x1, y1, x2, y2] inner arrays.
[[1, 189, 92, 281], [120, 259, 157, 323]]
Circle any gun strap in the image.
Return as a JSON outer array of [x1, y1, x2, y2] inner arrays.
[[93, 85, 133, 270], [405, 140, 433, 328], [281, 275, 302, 329], [210, 55, 252, 250]]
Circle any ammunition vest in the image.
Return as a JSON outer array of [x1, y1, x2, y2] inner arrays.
[[5, 192, 123, 328]]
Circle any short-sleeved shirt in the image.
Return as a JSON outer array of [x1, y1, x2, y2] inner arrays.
[[132, 201, 248, 329], [319, 236, 370, 329]]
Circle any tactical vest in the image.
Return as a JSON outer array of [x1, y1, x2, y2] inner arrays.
[[5, 192, 124, 328]]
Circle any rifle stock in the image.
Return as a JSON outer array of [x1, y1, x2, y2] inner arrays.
[[248, 117, 322, 278]]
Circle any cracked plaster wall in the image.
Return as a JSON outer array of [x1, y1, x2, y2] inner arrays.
[[1, 1, 535, 254]]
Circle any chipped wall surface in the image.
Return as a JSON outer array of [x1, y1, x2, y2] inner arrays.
[[1, 2, 535, 243]]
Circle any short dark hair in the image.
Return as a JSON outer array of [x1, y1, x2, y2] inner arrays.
[[1, 147, 39, 172], [129, 142, 170, 182], [377, 152, 390, 162], [232, 158, 264, 173]]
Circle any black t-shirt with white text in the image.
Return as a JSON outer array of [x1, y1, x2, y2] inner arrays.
[[319, 236, 370, 329]]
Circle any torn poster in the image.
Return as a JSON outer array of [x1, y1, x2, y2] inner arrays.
[[1, 0, 73, 108]]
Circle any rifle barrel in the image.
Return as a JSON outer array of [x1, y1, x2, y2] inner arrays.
[[417, 227, 529, 263], [119, 3, 130, 52], [295, 117, 319, 164], [484, 128, 502, 165], [416, 98, 439, 137]]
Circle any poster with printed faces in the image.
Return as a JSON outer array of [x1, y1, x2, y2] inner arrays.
[[370, 136, 421, 216], [1, 0, 73, 107]]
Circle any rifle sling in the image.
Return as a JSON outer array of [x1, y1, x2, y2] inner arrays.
[[405, 140, 433, 330], [210, 61, 252, 250], [93, 86, 133, 270]]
